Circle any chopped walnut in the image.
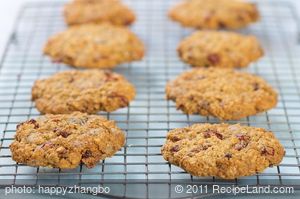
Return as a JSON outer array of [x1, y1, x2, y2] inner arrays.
[[56, 146, 68, 158], [57, 130, 70, 138], [235, 134, 250, 141], [170, 136, 181, 142], [253, 82, 260, 91], [39, 142, 54, 149]]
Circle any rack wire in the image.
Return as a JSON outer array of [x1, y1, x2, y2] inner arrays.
[[0, 0, 300, 198]]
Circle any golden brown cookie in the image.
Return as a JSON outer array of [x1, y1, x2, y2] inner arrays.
[[32, 70, 136, 114], [10, 112, 125, 169], [44, 24, 145, 69], [166, 68, 278, 120], [64, 0, 136, 26], [161, 123, 285, 179], [169, 0, 260, 29], [178, 31, 264, 68]]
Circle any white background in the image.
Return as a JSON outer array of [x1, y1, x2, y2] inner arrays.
[[0, 0, 299, 57]]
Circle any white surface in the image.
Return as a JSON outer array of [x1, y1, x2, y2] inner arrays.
[[0, 0, 63, 57], [0, 0, 299, 58]]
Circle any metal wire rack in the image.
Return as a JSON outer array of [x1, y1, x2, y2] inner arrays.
[[0, 0, 300, 198]]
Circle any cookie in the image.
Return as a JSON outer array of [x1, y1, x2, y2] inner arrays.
[[44, 24, 144, 69], [32, 70, 136, 114], [64, 0, 136, 26], [10, 112, 125, 169], [161, 123, 285, 179], [166, 68, 277, 120], [169, 0, 260, 29], [178, 31, 263, 68]]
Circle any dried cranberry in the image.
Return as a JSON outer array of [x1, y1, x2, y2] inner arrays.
[[225, 153, 232, 160], [28, 119, 39, 129], [218, 22, 226, 28], [170, 145, 180, 153], [203, 130, 223, 140], [16, 122, 24, 130], [207, 54, 220, 65], [214, 132, 223, 140]]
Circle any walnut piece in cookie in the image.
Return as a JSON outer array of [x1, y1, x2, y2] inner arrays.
[[64, 0, 136, 26], [32, 70, 136, 114], [178, 31, 264, 68], [161, 123, 285, 179], [10, 112, 125, 169], [169, 0, 260, 30], [44, 23, 144, 69], [166, 68, 278, 120]]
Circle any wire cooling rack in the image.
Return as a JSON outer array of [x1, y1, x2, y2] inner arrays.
[[0, 0, 300, 198]]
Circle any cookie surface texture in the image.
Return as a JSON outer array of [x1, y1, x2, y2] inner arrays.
[[161, 123, 285, 179], [10, 112, 125, 169], [32, 70, 136, 114], [169, 0, 260, 29], [178, 31, 264, 68], [44, 24, 144, 69], [64, 0, 136, 26], [166, 68, 277, 120]]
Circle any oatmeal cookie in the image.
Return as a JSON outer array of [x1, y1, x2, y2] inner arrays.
[[178, 31, 264, 68], [10, 112, 125, 169], [169, 0, 260, 29], [44, 23, 144, 69], [64, 0, 136, 26], [32, 70, 135, 114], [161, 123, 285, 179], [166, 68, 278, 120]]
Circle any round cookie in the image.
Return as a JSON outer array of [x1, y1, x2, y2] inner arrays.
[[64, 0, 136, 26], [32, 70, 136, 114], [161, 123, 285, 179], [10, 112, 125, 169], [178, 31, 264, 68], [44, 24, 144, 69], [166, 68, 278, 120], [169, 0, 260, 29]]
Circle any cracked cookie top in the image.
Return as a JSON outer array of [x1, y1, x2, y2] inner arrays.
[[166, 68, 277, 120], [32, 70, 136, 114], [44, 23, 145, 69], [64, 0, 136, 26], [10, 112, 125, 169], [178, 31, 264, 68], [161, 123, 285, 179], [169, 0, 260, 29]]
